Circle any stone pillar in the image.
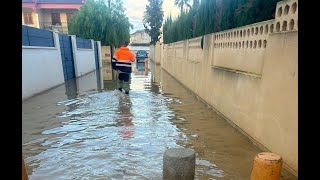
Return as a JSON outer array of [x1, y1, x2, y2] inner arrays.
[[34, 12, 40, 28], [53, 30, 61, 51], [163, 148, 196, 180], [250, 152, 283, 180], [70, 35, 79, 77], [96, 41, 102, 68], [155, 42, 161, 65], [150, 44, 155, 63]]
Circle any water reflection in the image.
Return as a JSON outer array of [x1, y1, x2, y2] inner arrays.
[[116, 95, 134, 139], [64, 68, 105, 99], [136, 62, 145, 72], [101, 62, 118, 91], [149, 61, 161, 94], [64, 78, 77, 99]]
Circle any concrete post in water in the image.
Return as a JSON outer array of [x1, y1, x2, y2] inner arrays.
[[144, 59, 148, 76], [250, 152, 283, 180], [163, 148, 196, 180], [22, 158, 28, 180]]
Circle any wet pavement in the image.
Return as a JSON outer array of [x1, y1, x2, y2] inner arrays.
[[22, 61, 297, 179]]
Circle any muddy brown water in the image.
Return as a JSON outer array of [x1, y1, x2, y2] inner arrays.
[[22, 62, 297, 179]]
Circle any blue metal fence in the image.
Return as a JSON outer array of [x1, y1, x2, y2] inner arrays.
[[76, 37, 92, 49], [59, 34, 76, 81], [22, 25, 55, 47], [22, 25, 98, 82]]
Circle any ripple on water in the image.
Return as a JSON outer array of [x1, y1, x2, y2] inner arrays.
[[25, 89, 222, 179]]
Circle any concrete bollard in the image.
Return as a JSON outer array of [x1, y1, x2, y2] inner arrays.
[[163, 148, 196, 180], [250, 152, 283, 180], [22, 158, 28, 180]]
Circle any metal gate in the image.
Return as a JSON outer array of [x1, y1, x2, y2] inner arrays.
[[59, 34, 75, 80]]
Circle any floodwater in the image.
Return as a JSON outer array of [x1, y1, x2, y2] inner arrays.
[[22, 61, 297, 179]]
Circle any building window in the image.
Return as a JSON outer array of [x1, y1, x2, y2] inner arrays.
[[67, 13, 74, 23], [51, 13, 61, 26], [23, 12, 33, 24]]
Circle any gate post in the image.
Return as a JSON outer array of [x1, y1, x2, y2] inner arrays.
[[53, 30, 63, 71], [70, 35, 78, 77], [96, 41, 102, 68]]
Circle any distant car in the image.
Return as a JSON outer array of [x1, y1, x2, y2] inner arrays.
[[136, 62, 145, 72], [135, 50, 148, 62]]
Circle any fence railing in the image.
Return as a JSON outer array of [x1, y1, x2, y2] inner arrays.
[[76, 37, 92, 49], [39, 22, 69, 34], [22, 25, 55, 47]]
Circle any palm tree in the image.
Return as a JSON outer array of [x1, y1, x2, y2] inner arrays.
[[174, 0, 191, 14], [193, 0, 199, 8]]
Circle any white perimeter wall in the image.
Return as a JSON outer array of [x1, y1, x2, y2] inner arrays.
[[22, 32, 64, 100], [71, 36, 96, 77], [22, 32, 102, 101], [22, 47, 64, 100], [76, 70, 99, 95]]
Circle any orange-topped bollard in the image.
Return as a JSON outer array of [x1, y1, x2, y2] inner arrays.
[[22, 158, 28, 180], [250, 152, 283, 180]]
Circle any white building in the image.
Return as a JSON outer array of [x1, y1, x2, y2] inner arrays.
[[130, 30, 151, 44]]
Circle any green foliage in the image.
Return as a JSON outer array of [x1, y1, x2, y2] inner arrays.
[[174, 0, 191, 13], [143, 0, 164, 45], [164, 0, 282, 44], [68, 0, 132, 47], [192, 0, 199, 8]]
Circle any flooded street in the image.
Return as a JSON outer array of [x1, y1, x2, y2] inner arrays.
[[22, 61, 297, 179]]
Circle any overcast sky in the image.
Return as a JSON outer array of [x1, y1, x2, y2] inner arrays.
[[123, 0, 179, 34]]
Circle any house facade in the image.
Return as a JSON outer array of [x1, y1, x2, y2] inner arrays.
[[22, 0, 86, 34], [130, 30, 151, 45]]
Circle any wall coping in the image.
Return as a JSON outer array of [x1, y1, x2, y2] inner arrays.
[[215, 19, 275, 34], [77, 48, 93, 51], [22, 46, 57, 50], [212, 66, 262, 78]]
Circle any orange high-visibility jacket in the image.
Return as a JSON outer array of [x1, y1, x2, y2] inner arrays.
[[112, 47, 135, 73]]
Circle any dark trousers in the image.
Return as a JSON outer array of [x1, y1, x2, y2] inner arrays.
[[117, 71, 130, 92]]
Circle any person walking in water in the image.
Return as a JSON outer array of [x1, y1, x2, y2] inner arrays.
[[112, 41, 135, 94]]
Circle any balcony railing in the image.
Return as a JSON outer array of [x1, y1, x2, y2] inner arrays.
[[39, 22, 69, 34]]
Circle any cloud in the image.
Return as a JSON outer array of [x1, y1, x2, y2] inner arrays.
[[162, 0, 179, 19], [124, 0, 179, 33], [124, 0, 147, 33]]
